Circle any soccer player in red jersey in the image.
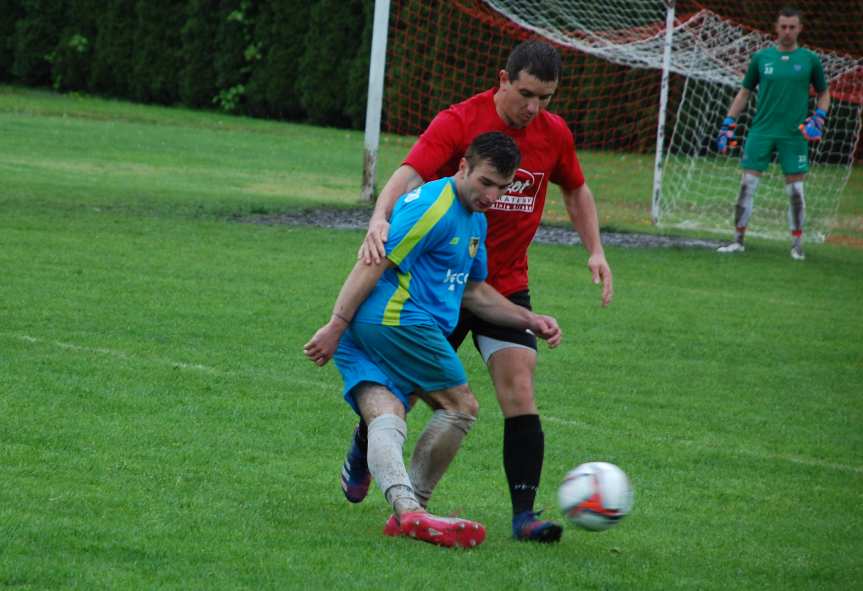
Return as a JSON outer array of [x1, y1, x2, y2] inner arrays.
[[343, 40, 613, 543]]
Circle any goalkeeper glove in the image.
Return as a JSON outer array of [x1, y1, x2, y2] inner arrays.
[[800, 108, 827, 142], [716, 116, 737, 154]]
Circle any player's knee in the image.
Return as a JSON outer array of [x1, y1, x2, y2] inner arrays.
[[436, 384, 479, 418], [355, 382, 405, 422], [785, 181, 805, 208], [499, 392, 537, 417], [455, 389, 479, 418], [499, 369, 534, 398], [437, 409, 477, 436]]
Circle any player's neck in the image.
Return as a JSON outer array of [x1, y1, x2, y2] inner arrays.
[[776, 42, 798, 52], [492, 91, 523, 130]]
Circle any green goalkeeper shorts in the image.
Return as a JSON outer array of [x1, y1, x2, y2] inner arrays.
[[741, 131, 809, 175]]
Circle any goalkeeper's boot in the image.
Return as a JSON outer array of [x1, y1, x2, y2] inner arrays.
[[390, 511, 486, 548], [512, 510, 563, 543], [717, 242, 745, 254], [791, 240, 805, 261], [340, 424, 371, 503]]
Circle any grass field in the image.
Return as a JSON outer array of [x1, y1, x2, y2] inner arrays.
[[1, 86, 862, 590]]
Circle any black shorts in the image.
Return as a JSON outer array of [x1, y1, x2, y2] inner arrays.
[[447, 289, 538, 353]]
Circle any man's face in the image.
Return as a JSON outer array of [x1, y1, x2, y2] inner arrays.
[[456, 158, 515, 213], [775, 15, 802, 49], [496, 69, 558, 128]]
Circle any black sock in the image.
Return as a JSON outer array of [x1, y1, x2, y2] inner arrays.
[[357, 418, 368, 448], [503, 414, 544, 516]]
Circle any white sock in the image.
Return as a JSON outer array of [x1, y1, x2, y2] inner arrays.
[[785, 181, 805, 234], [409, 410, 476, 508], [367, 414, 422, 514], [734, 173, 760, 240]]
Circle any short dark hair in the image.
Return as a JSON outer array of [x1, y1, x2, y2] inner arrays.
[[505, 40, 561, 83], [778, 6, 802, 20], [465, 132, 521, 178]]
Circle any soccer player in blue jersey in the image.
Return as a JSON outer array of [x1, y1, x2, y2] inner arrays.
[[304, 132, 562, 548]]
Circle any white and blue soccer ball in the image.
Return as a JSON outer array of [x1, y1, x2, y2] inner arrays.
[[558, 461, 634, 531]]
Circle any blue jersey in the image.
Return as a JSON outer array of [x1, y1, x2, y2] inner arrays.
[[354, 177, 487, 335]]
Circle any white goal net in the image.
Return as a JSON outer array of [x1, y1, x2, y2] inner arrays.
[[481, 0, 863, 241]]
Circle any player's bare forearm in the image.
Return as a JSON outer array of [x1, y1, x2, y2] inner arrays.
[[370, 165, 424, 223], [726, 88, 750, 119], [816, 89, 830, 113], [563, 184, 614, 306], [563, 184, 603, 255], [462, 282, 561, 347], [303, 258, 393, 365], [462, 282, 531, 327], [360, 165, 424, 265], [331, 258, 393, 323]]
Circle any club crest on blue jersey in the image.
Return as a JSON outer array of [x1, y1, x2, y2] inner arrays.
[[469, 237, 480, 258]]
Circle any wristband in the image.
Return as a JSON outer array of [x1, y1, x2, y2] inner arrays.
[[332, 312, 351, 325]]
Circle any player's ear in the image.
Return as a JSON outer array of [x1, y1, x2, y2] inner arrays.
[[498, 69, 510, 87], [456, 157, 472, 179]]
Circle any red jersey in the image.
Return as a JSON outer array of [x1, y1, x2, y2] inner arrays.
[[404, 88, 585, 296]]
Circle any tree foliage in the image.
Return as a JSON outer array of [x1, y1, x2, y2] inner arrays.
[[0, 0, 373, 127]]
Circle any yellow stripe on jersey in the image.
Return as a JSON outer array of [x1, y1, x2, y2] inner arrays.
[[388, 183, 454, 265], [382, 270, 412, 326]]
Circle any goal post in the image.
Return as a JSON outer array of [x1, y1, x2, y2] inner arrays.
[[657, 9, 863, 240], [365, 0, 862, 240], [360, 0, 391, 202], [651, 1, 677, 224]]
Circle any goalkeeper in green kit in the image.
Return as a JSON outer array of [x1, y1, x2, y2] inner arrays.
[[715, 6, 830, 260]]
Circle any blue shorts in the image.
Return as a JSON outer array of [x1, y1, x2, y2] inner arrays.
[[334, 322, 468, 415]]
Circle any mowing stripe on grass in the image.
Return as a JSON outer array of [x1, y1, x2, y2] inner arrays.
[[6, 333, 330, 391], [14, 333, 219, 373], [543, 415, 863, 474], [10, 332, 859, 474]]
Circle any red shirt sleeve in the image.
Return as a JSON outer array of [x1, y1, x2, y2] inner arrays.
[[404, 108, 465, 182], [549, 117, 585, 191]]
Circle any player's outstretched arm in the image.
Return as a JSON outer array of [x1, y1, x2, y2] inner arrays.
[[303, 258, 394, 366], [562, 184, 613, 307], [462, 281, 562, 348], [358, 165, 424, 265]]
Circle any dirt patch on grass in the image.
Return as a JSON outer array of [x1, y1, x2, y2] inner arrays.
[[236, 208, 723, 250], [826, 234, 863, 248]]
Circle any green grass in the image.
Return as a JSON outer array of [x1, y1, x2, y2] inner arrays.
[[1, 86, 862, 590]]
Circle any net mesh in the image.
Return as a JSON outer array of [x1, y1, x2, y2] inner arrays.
[[381, 0, 862, 240]]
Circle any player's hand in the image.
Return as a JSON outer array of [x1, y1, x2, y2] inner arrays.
[[529, 314, 562, 348], [716, 116, 737, 154], [588, 252, 613, 307], [303, 318, 347, 366], [800, 108, 827, 142], [358, 216, 390, 265]]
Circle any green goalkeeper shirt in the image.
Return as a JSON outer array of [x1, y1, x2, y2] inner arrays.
[[742, 46, 827, 138]]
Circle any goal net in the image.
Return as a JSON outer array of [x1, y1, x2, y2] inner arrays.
[[380, 0, 863, 241]]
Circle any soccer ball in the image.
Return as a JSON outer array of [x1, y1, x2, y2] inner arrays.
[[558, 461, 634, 531]]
